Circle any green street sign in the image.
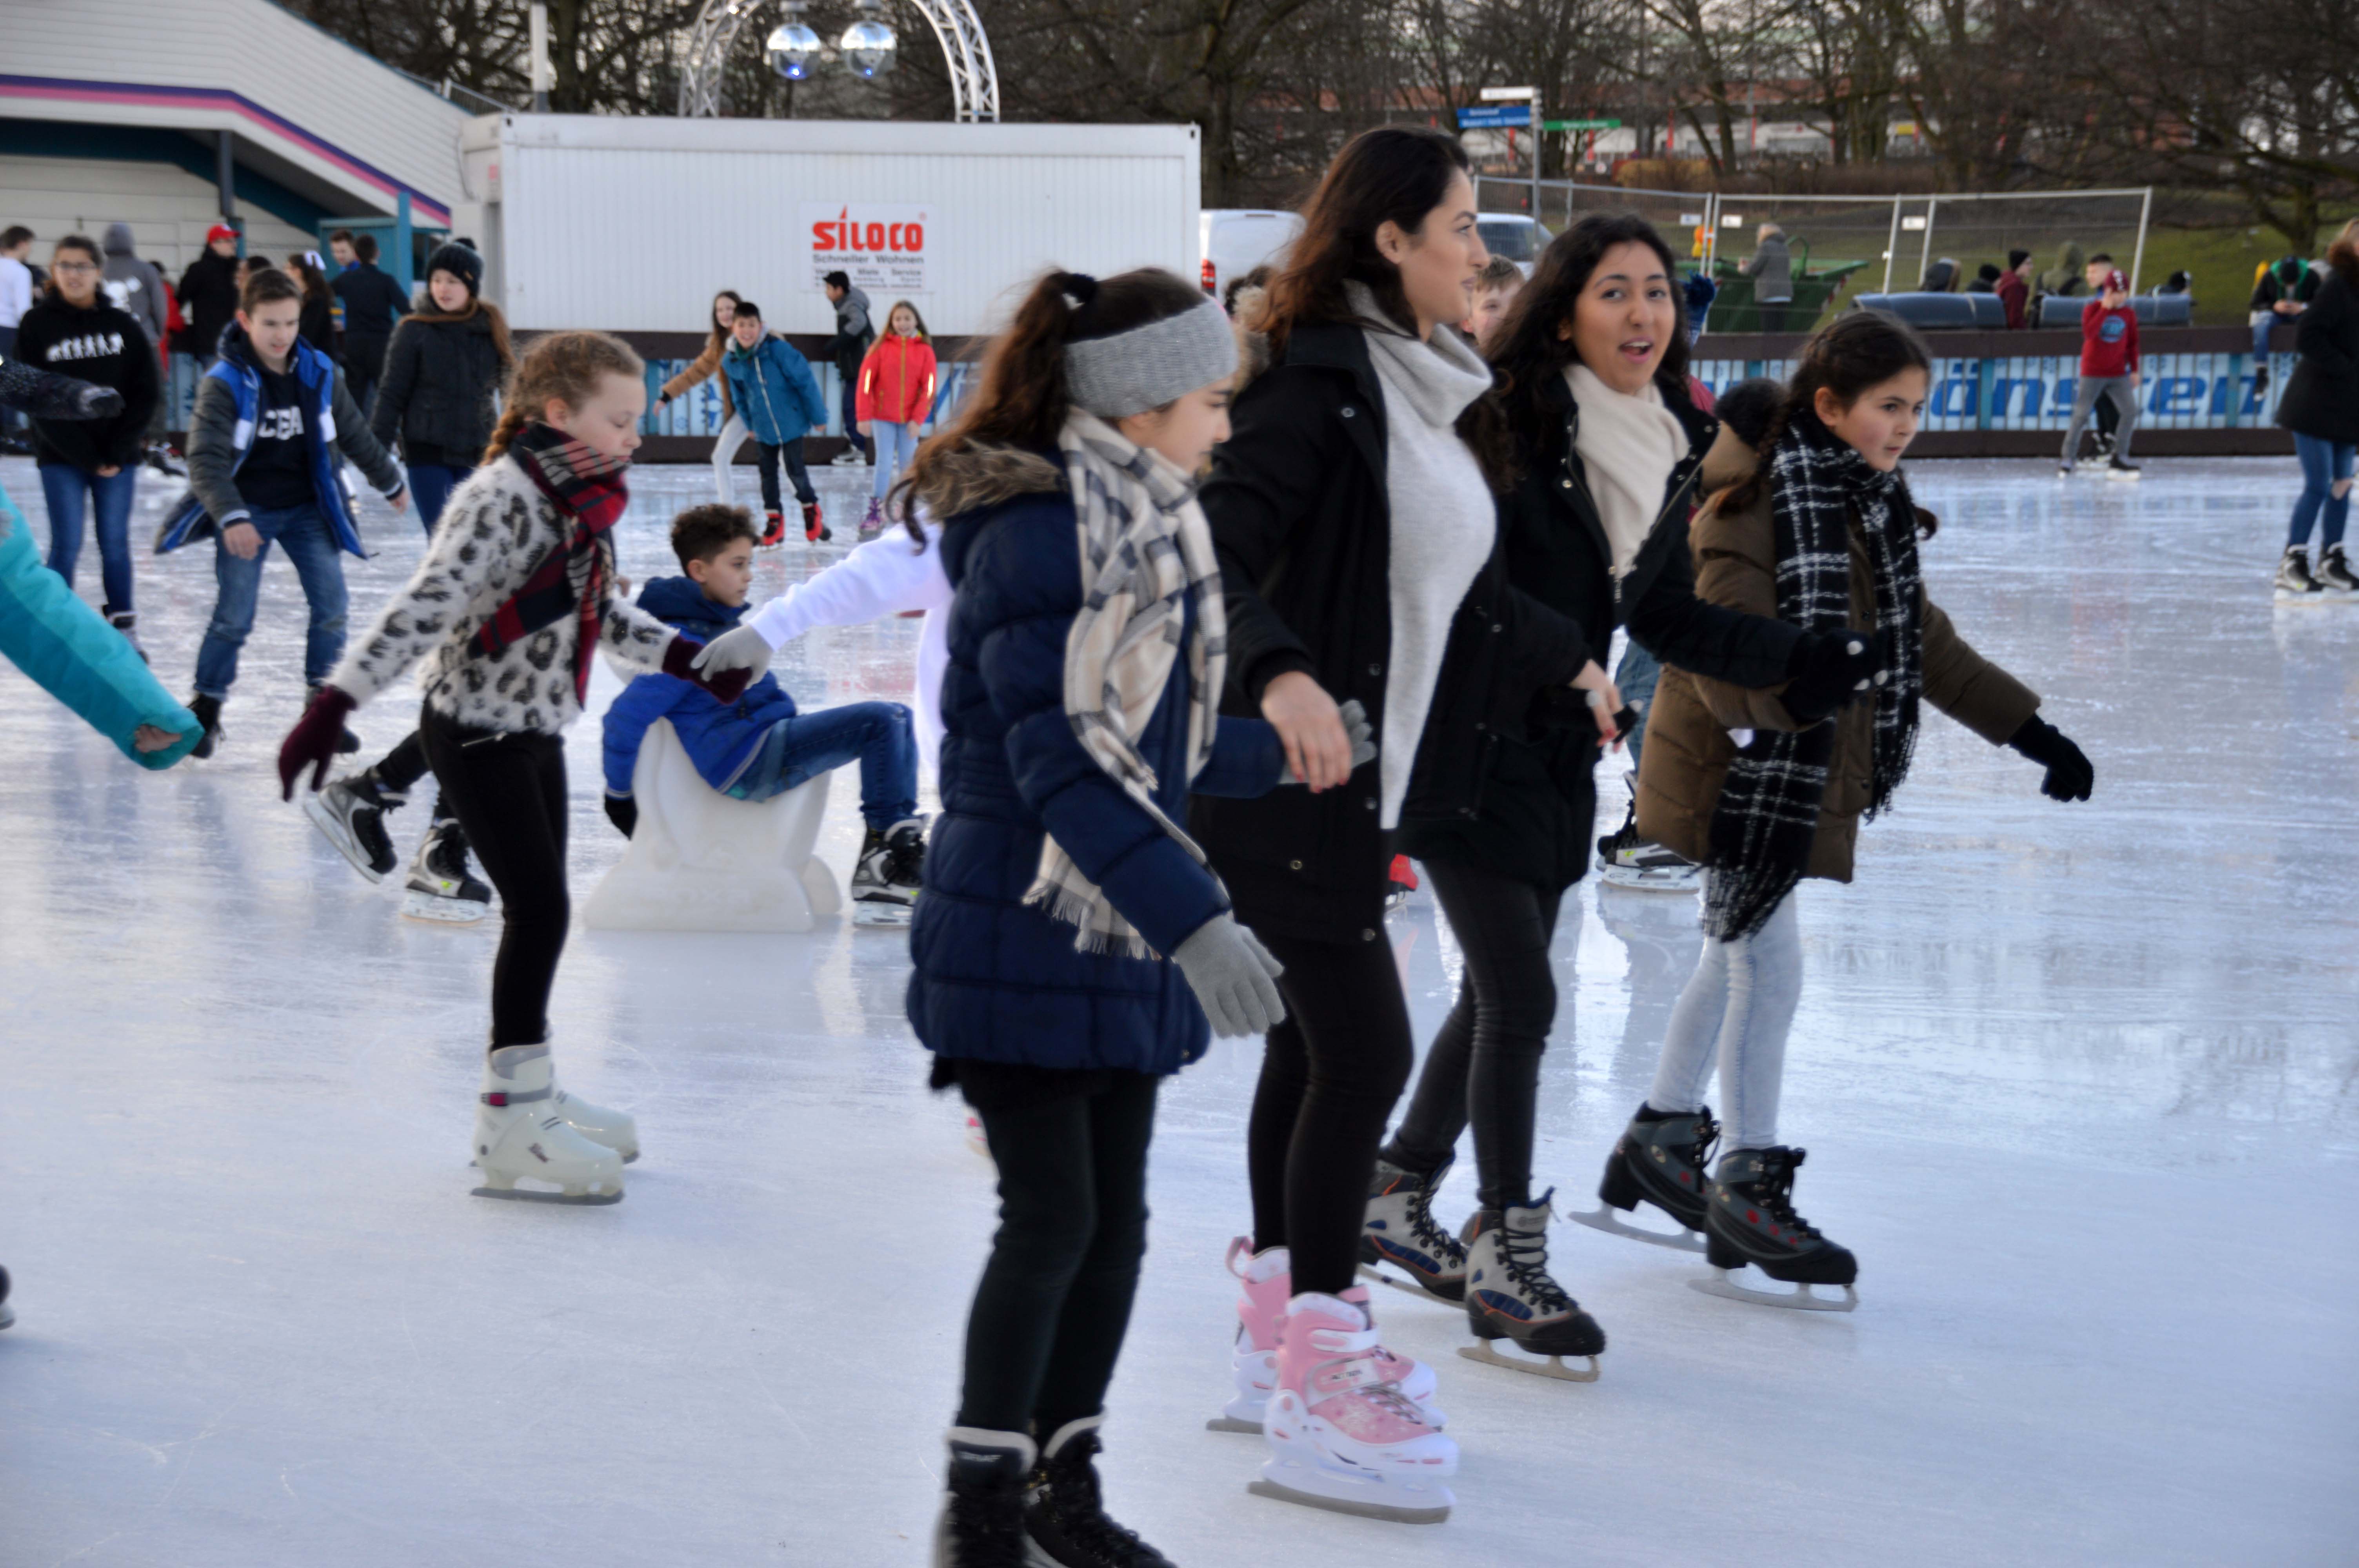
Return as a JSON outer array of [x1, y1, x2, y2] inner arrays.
[[1543, 118, 1621, 131]]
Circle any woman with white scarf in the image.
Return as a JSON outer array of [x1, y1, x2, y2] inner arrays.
[[901, 266, 1316, 1568]]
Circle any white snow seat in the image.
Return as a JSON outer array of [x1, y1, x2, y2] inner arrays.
[[582, 718, 841, 933]]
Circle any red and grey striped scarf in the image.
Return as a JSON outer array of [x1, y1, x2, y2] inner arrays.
[[470, 423, 631, 702]]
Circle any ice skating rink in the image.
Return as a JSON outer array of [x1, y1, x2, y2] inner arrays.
[[1, 454, 2352, 1567]]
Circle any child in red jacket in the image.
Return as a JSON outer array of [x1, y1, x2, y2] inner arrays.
[[854, 299, 936, 539], [2060, 269, 2141, 480]]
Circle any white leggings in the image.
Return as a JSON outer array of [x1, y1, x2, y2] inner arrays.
[[1647, 883, 1802, 1152], [711, 414, 747, 505]]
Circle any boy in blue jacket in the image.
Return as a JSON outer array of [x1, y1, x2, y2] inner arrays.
[[603, 504, 923, 918], [718, 299, 830, 546]]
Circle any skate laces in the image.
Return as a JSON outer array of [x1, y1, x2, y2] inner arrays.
[[1686, 1113, 1722, 1171], [1497, 1226, 1573, 1312], [1310, 1328, 1429, 1424], [1401, 1174, 1465, 1263], [1750, 1148, 1823, 1241]]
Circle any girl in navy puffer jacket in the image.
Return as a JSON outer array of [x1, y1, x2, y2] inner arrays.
[[902, 267, 1301, 1565]]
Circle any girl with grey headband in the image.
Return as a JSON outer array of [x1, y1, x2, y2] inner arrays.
[[896, 265, 1321, 1566]]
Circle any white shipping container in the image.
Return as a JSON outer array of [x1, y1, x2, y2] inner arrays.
[[460, 114, 1202, 337]]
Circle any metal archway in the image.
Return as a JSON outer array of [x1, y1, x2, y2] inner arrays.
[[678, 0, 999, 122]]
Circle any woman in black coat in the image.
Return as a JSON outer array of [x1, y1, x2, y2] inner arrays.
[[369, 242, 509, 535], [1371, 216, 1877, 1360], [2272, 222, 2359, 596], [1193, 126, 1598, 1522]]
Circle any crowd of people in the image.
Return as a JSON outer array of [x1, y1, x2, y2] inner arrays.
[[0, 142, 2350, 1566]]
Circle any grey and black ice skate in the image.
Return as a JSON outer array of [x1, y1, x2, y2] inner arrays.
[[1597, 781, 1700, 892], [1358, 1156, 1468, 1302], [2317, 544, 2359, 594], [1023, 1415, 1174, 1568], [1573, 1103, 1717, 1253], [935, 1428, 1034, 1568], [2275, 546, 2325, 602], [1459, 1192, 1604, 1382], [304, 769, 402, 882], [1692, 1145, 1859, 1312], [403, 821, 492, 923], [850, 817, 925, 925]]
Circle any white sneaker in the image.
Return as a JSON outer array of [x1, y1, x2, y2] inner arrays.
[[472, 1045, 624, 1203]]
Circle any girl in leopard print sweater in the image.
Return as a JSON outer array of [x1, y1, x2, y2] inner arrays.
[[278, 331, 760, 1205]]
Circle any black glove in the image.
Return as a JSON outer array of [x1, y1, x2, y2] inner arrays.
[[1780, 628, 1882, 724], [0, 357, 124, 420], [2006, 714, 2093, 802], [605, 795, 638, 838]]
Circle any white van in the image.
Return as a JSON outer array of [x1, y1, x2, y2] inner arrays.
[[1201, 209, 1306, 301], [1476, 214, 1553, 276]]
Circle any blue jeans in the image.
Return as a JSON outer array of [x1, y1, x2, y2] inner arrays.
[[726, 701, 917, 830], [407, 463, 473, 535], [1649, 884, 1801, 1151], [1614, 639, 1662, 768], [39, 462, 140, 616], [871, 419, 920, 498], [2289, 433, 2355, 551], [192, 501, 349, 699]]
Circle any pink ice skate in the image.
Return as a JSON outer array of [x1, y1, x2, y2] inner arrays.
[[1210, 1239, 1441, 1435], [1248, 1291, 1456, 1524]]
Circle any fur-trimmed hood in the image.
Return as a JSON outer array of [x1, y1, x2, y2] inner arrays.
[[909, 441, 1064, 520]]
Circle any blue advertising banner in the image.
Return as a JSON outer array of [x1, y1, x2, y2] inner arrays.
[[1456, 104, 1532, 129]]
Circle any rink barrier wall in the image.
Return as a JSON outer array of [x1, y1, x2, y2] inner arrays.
[[161, 325, 2301, 460]]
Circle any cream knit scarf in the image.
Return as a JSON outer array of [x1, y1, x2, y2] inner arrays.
[[1567, 362, 1690, 579]]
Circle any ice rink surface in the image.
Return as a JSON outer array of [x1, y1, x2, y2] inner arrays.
[[0, 453, 2352, 1567]]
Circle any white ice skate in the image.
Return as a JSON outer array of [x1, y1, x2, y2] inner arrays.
[[1249, 1292, 1456, 1524], [1212, 1240, 1441, 1435], [471, 1045, 624, 1204]]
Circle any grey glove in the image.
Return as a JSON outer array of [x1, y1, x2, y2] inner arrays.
[[688, 621, 774, 684], [1276, 697, 1378, 786], [1173, 914, 1287, 1038]]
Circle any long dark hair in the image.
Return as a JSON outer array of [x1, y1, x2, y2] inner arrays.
[[405, 293, 516, 371], [1260, 127, 1470, 356], [1486, 213, 1691, 461], [1720, 309, 1936, 532], [707, 290, 744, 358], [889, 267, 1207, 544]]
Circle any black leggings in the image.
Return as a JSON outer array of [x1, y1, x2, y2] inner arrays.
[[1247, 931, 1415, 1296], [421, 708, 569, 1049], [375, 730, 454, 825], [1386, 858, 1563, 1210], [958, 1073, 1158, 1435]]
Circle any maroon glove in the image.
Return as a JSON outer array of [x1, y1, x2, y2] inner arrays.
[[664, 636, 752, 704], [279, 686, 358, 800]]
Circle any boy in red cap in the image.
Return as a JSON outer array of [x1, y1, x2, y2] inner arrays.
[[2060, 267, 2141, 481], [176, 223, 243, 365]]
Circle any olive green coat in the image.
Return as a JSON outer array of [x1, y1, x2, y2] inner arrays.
[[1636, 431, 2041, 884]]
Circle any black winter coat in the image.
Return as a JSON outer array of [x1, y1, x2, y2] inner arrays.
[[332, 263, 408, 378], [1399, 374, 1808, 891], [1192, 322, 1588, 944], [12, 294, 161, 472], [2275, 270, 2359, 445], [176, 251, 240, 362], [372, 310, 505, 466]]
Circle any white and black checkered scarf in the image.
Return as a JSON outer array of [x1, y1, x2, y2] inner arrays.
[[1701, 416, 1924, 942]]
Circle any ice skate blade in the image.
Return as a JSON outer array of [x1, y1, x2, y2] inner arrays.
[[1355, 1261, 1464, 1306], [402, 893, 490, 924], [851, 899, 914, 927], [1248, 1477, 1450, 1526], [302, 792, 387, 884], [1569, 1204, 1708, 1254], [1205, 1416, 1263, 1434], [2274, 590, 2332, 606], [0, 1303, 14, 1330], [1689, 1270, 1857, 1312], [1599, 866, 1701, 894], [1457, 1340, 1601, 1382], [471, 1181, 623, 1205]]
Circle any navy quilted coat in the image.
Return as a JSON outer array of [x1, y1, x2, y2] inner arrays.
[[906, 466, 1283, 1074]]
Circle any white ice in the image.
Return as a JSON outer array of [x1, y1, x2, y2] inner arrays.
[[0, 455, 2352, 1567]]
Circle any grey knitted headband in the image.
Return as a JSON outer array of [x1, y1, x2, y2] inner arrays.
[[1065, 299, 1238, 419]]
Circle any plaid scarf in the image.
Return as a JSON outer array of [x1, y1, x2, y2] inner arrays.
[[1702, 417, 1924, 942], [1023, 412, 1227, 959], [470, 423, 631, 703]]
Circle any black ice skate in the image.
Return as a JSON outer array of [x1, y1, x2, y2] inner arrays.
[[1459, 1193, 1604, 1382], [2316, 544, 2359, 594], [304, 768, 402, 882], [1358, 1156, 1468, 1303], [2105, 455, 2142, 483], [187, 693, 224, 759], [850, 817, 924, 925], [935, 1428, 1034, 1568], [1597, 780, 1699, 892], [2275, 546, 2325, 602], [1693, 1145, 1859, 1312], [1023, 1415, 1174, 1568], [1572, 1103, 1717, 1253], [403, 821, 493, 924]]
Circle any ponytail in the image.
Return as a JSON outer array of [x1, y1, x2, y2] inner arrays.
[[483, 329, 643, 464]]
